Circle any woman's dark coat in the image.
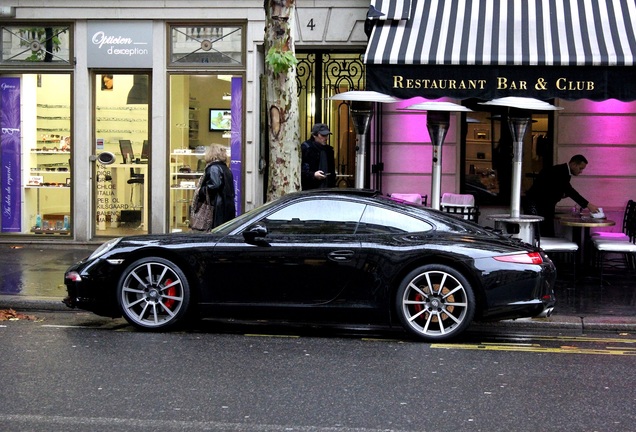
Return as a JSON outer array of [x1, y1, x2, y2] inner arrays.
[[198, 161, 236, 228]]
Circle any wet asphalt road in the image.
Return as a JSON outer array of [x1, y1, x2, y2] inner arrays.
[[1, 310, 635, 432]]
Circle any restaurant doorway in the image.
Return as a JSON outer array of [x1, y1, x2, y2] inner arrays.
[[296, 52, 365, 189], [461, 101, 554, 206]]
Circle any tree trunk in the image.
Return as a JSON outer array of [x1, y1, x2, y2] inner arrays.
[[264, 0, 301, 201]]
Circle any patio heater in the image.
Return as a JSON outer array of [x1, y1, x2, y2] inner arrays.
[[400, 102, 473, 210], [479, 97, 563, 217], [479, 97, 563, 244], [328, 91, 400, 188]]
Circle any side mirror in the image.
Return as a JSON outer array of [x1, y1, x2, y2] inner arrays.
[[93, 152, 116, 166], [243, 224, 270, 246]]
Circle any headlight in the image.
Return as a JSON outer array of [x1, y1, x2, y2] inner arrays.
[[88, 238, 122, 260]]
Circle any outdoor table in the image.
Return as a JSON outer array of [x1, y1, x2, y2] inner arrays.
[[556, 214, 616, 266], [488, 214, 544, 246]]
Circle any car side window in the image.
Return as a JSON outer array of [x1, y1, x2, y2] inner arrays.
[[356, 205, 433, 234], [262, 199, 366, 235]]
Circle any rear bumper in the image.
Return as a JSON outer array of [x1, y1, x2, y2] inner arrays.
[[477, 260, 556, 321]]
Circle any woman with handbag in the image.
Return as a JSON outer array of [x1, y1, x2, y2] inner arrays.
[[189, 144, 235, 231]]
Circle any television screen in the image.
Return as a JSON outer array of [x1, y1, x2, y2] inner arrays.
[[209, 109, 231, 131]]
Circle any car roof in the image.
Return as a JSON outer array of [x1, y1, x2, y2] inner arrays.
[[288, 188, 380, 198]]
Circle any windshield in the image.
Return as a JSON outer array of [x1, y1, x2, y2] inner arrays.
[[211, 199, 279, 235]]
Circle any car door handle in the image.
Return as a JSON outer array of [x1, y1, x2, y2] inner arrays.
[[328, 250, 354, 262]]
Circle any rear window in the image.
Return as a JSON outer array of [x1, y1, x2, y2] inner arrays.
[[356, 205, 433, 234]]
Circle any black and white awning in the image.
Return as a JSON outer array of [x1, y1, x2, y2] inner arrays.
[[364, 0, 636, 101], [367, 0, 413, 20]]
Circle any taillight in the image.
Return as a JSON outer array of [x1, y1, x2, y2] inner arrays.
[[493, 252, 543, 265]]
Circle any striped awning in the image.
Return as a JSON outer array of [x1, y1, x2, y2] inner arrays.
[[367, 0, 412, 20], [365, 0, 636, 66], [364, 0, 636, 100]]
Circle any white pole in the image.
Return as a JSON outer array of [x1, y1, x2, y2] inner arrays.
[[350, 101, 373, 189], [507, 115, 530, 218]]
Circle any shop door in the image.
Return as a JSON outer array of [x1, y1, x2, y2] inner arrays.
[[93, 73, 150, 236]]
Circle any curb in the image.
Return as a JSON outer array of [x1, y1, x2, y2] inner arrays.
[[473, 316, 636, 333], [0, 296, 70, 313]]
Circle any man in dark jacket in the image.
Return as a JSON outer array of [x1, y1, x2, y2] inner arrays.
[[301, 123, 336, 190], [524, 154, 599, 236]]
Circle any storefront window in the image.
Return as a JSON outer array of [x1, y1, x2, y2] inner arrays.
[[94, 73, 149, 236], [168, 23, 244, 230], [168, 74, 240, 232], [0, 73, 72, 235], [169, 25, 243, 66], [1, 25, 72, 64]]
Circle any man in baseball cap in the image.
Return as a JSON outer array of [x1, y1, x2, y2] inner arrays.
[[311, 123, 332, 136], [301, 123, 336, 190]]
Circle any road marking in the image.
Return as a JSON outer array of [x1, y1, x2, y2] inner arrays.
[[505, 335, 636, 344], [244, 334, 300, 338], [36, 322, 636, 354], [41, 323, 131, 331], [361, 338, 405, 342], [432, 342, 636, 355], [479, 342, 541, 347], [0, 413, 406, 431], [41, 324, 97, 329]]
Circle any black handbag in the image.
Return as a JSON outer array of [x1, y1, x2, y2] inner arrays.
[[189, 170, 214, 231]]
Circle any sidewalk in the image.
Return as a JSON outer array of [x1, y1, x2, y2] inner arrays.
[[1, 243, 635, 332]]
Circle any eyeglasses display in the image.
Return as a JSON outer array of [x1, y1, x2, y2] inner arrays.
[[24, 73, 72, 236]]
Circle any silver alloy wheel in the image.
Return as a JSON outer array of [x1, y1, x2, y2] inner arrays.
[[118, 257, 190, 329], [397, 265, 475, 341]]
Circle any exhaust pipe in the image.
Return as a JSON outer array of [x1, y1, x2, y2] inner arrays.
[[538, 307, 554, 318]]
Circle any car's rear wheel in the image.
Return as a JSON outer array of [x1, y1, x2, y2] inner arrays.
[[396, 264, 475, 341], [117, 257, 190, 330]]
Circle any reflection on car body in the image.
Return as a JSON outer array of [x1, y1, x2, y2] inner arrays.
[[64, 189, 556, 341]]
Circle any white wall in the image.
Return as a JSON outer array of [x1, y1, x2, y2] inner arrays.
[[555, 99, 636, 218]]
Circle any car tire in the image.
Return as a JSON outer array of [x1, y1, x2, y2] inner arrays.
[[117, 257, 191, 330], [396, 264, 475, 341]]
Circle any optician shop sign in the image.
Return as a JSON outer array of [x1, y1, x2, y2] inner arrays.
[[87, 21, 153, 68]]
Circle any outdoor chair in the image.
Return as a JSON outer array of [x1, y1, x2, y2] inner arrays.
[[539, 236, 580, 300], [440, 193, 480, 223], [591, 200, 635, 241], [591, 200, 636, 288], [389, 193, 428, 207]]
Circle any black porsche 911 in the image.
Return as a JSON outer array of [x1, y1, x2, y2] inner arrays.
[[64, 189, 556, 341]]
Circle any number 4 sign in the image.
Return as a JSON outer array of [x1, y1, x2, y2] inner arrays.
[[296, 9, 328, 41]]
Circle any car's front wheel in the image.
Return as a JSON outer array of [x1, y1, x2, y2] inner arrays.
[[396, 264, 475, 341], [117, 257, 190, 330]]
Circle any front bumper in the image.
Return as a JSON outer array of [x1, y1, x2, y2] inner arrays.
[[63, 260, 122, 318]]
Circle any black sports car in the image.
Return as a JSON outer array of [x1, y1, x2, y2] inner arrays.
[[64, 189, 556, 341]]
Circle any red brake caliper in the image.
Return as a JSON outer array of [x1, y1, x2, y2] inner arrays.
[[163, 279, 176, 309], [414, 293, 424, 315]]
